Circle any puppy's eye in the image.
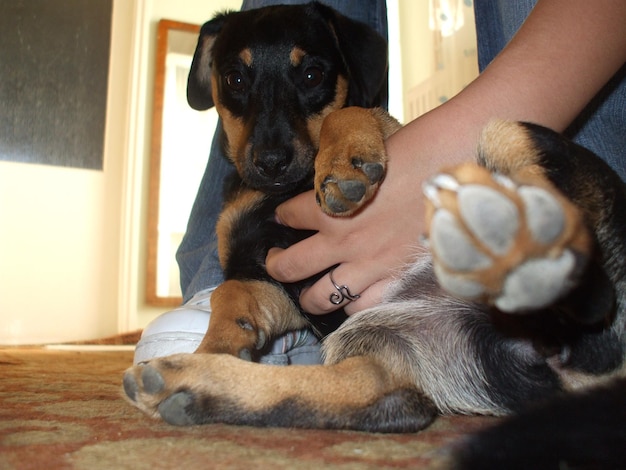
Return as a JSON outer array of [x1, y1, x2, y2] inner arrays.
[[303, 67, 324, 88], [224, 71, 247, 92]]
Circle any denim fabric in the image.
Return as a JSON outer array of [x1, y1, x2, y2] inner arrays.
[[474, 0, 626, 181], [241, 0, 388, 42], [176, 1, 388, 301], [176, 120, 231, 301]]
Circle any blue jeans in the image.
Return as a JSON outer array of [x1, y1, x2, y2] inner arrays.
[[176, 0, 388, 301], [474, 0, 626, 181], [178, 0, 626, 302]]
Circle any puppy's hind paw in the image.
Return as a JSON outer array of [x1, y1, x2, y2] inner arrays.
[[423, 164, 591, 312]]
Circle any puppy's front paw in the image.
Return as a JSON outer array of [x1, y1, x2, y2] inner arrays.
[[314, 107, 400, 216], [316, 154, 386, 216], [423, 164, 591, 312]]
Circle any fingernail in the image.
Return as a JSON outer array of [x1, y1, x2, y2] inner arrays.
[[267, 247, 283, 258], [274, 212, 284, 225]]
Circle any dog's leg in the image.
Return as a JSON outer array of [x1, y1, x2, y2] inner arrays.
[[123, 352, 436, 432], [195, 279, 309, 360], [423, 120, 592, 313], [314, 107, 401, 216]]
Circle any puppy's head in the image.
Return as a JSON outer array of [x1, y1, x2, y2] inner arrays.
[[187, 2, 388, 193]]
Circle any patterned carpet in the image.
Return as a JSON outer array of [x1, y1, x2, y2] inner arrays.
[[0, 347, 496, 469]]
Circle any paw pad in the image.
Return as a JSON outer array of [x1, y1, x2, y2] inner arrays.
[[315, 150, 387, 216], [158, 392, 196, 426], [352, 159, 385, 184], [423, 164, 590, 312], [337, 179, 366, 203]]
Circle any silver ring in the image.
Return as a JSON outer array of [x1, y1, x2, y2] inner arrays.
[[329, 268, 361, 305]]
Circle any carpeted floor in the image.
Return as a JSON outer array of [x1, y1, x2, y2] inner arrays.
[[0, 346, 497, 469]]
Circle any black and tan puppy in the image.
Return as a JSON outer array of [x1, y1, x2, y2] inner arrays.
[[125, 3, 626, 466], [181, 2, 398, 357]]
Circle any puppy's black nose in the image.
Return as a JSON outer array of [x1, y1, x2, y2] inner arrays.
[[254, 150, 290, 179]]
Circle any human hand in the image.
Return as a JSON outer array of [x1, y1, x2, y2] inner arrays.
[[265, 125, 436, 316]]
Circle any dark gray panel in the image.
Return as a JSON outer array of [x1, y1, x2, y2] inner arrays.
[[0, 0, 112, 169]]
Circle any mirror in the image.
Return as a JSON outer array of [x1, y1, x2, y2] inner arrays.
[[146, 19, 219, 306]]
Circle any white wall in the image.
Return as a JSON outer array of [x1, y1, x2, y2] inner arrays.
[[0, 163, 118, 343], [0, 1, 133, 344]]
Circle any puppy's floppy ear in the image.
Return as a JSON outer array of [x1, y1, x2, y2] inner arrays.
[[312, 2, 388, 108], [187, 13, 228, 110]]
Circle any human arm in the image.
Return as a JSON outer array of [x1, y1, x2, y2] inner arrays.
[[265, 0, 626, 315]]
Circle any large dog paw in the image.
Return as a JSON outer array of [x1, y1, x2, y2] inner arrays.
[[123, 354, 243, 425], [423, 164, 591, 312], [123, 355, 198, 425], [314, 107, 400, 216]]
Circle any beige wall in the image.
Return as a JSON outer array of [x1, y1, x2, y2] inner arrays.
[[398, 1, 435, 95], [0, 1, 135, 344], [398, 0, 478, 122]]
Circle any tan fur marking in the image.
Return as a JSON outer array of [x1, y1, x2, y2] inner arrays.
[[289, 46, 306, 66], [478, 120, 545, 177], [196, 279, 308, 356], [306, 76, 350, 147], [215, 188, 265, 268], [239, 47, 253, 66], [548, 357, 626, 391], [211, 76, 249, 173]]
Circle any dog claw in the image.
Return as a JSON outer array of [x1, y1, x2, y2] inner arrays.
[[423, 181, 441, 208], [431, 173, 460, 191], [236, 318, 255, 331]]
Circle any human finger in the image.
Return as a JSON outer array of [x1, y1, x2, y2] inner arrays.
[[298, 262, 384, 315], [274, 190, 323, 231], [342, 278, 389, 316], [266, 234, 342, 284]]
